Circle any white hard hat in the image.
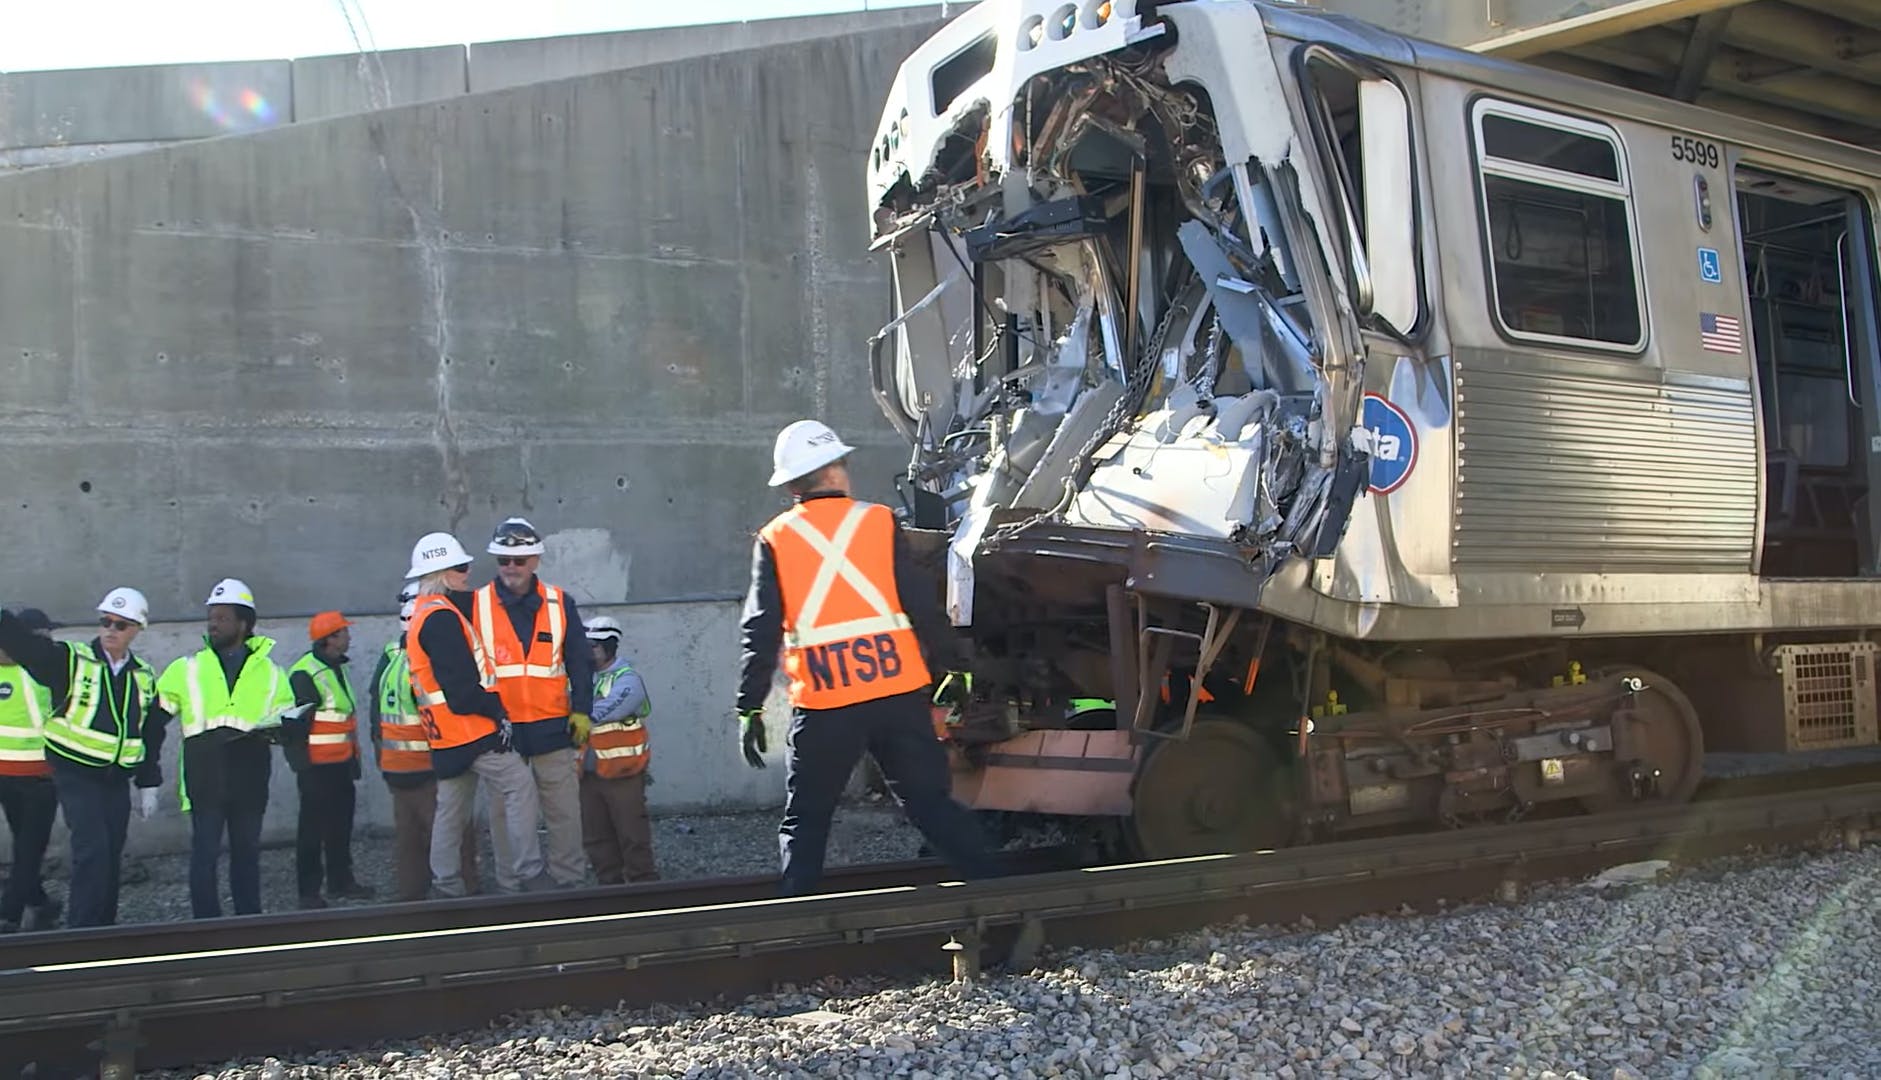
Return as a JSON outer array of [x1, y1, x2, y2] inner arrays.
[[205, 578, 256, 611], [768, 419, 855, 487], [96, 587, 150, 627], [586, 615, 622, 642], [406, 532, 473, 579], [487, 516, 546, 557]]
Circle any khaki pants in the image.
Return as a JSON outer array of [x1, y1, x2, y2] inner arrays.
[[433, 751, 543, 895], [389, 781, 477, 902], [579, 771, 658, 884], [488, 746, 585, 887]]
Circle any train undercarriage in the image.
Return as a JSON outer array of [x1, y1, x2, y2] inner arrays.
[[924, 541, 1737, 861]]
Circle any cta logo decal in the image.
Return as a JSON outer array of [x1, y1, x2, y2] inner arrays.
[[1362, 393, 1418, 495]]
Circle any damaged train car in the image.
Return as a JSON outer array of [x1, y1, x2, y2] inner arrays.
[[864, 0, 1881, 858]]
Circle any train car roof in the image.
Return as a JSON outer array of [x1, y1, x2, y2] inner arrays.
[[1254, 0, 1881, 181]]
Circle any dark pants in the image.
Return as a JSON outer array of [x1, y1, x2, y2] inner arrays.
[[52, 763, 129, 927], [579, 771, 657, 884], [189, 791, 266, 918], [0, 775, 57, 923], [295, 763, 357, 898], [779, 690, 994, 895]]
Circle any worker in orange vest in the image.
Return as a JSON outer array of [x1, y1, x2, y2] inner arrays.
[[472, 517, 594, 889], [284, 611, 373, 908], [736, 420, 994, 895], [369, 584, 479, 902], [578, 616, 656, 883], [403, 532, 552, 897]]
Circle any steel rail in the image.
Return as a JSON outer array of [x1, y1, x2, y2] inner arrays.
[[0, 846, 1083, 971], [5, 760, 1866, 974], [4, 781, 1877, 1077]]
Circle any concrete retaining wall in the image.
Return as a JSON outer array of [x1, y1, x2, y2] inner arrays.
[[0, 7, 954, 156], [0, 9, 949, 864], [0, 20, 939, 627]]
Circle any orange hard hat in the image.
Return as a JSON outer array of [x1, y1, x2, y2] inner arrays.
[[308, 611, 353, 642]]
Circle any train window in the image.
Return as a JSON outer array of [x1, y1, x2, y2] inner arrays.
[[1480, 114, 1620, 182], [1472, 100, 1645, 351]]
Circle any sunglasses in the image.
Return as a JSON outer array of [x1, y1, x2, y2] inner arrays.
[[495, 556, 533, 567], [98, 617, 138, 632]]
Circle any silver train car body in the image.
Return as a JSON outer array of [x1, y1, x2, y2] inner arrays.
[[862, 0, 1881, 855]]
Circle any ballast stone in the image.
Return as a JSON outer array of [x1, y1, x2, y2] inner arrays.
[[151, 847, 1880, 1079]]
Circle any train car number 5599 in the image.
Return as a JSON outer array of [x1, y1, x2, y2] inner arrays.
[[1672, 134, 1721, 168]]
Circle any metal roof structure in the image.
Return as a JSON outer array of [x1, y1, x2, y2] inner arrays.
[[1327, 0, 1881, 149]]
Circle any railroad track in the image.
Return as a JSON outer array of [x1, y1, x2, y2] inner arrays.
[[7, 760, 1864, 974], [3, 778, 1876, 1079], [0, 847, 1084, 972]]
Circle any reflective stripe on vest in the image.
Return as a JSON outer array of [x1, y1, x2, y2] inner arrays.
[[473, 581, 571, 724], [587, 662, 649, 779], [759, 498, 932, 710], [172, 653, 285, 739], [0, 665, 50, 776], [289, 652, 358, 765], [375, 642, 433, 775], [44, 648, 153, 769], [406, 595, 500, 751]]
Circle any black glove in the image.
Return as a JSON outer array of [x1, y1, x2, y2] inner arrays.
[[738, 708, 768, 769]]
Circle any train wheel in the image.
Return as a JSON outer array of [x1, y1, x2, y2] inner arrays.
[[1578, 666, 1704, 813], [1127, 719, 1292, 860]]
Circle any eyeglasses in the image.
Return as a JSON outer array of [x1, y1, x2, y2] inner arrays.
[[98, 617, 138, 632], [495, 556, 533, 567]]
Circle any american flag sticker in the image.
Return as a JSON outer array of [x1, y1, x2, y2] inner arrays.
[[1700, 311, 1743, 354]]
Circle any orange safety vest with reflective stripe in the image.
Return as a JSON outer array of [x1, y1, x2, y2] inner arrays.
[[288, 652, 358, 766], [472, 581, 571, 724], [406, 594, 500, 751], [375, 640, 432, 776], [589, 660, 649, 779], [758, 497, 931, 710]]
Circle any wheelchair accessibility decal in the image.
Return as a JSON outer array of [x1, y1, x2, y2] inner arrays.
[[1362, 393, 1418, 495]]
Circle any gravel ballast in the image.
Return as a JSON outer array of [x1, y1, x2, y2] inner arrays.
[[155, 844, 1880, 1079]]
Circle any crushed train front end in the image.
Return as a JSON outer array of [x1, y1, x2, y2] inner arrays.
[[862, 1, 1421, 840]]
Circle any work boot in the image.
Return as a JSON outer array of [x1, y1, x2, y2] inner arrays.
[[25, 899, 61, 932], [298, 894, 329, 910], [519, 871, 559, 894], [330, 880, 375, 900]]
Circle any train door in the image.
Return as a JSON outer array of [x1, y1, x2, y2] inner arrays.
[[1737, 166, 1881, 578]]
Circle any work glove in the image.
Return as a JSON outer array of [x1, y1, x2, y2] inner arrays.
[[933, 670, 973, 711], [137, 787, 159, 820], [738, 708, 768, 769], [568, 712, 593, 747]]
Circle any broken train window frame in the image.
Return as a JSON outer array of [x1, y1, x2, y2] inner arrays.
[[1293, 43, 1428, 344], [1467, 95, 1649, 356]]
